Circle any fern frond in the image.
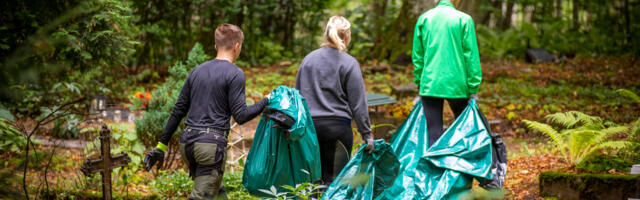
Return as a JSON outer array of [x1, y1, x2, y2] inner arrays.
[[600, 125, 628, 136], [545, 111, 602, 129], [617, 89, 640, 103], [578, 141, 635, 165], [630, 119, 640, 139], [523, 120, 569, 162], [523, 120, 563, 146], [568, 129, 597, 163]]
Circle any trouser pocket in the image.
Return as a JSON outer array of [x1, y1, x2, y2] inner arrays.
[[193, 142, 218, 165]]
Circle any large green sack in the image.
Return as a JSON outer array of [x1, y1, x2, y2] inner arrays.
[[322, 139, 400, 200], [242, 86, 322, 197], [376, 99, 494, 200]]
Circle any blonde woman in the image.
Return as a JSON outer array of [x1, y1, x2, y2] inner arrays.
[[295, 16, 373, 186]]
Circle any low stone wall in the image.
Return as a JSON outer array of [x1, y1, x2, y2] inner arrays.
[[539, 171, 640, 199]]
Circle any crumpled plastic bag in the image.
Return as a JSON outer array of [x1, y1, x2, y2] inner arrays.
[[242, 86, 322, 197], [322, 139, 400, 200], [376, 99, 495, 200]]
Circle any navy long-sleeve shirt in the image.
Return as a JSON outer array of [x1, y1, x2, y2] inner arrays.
[[159, 59, 267, 145]]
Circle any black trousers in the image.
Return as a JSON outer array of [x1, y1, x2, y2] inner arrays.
[[421, 96, 469, 147], [312, 118, 353, 185]]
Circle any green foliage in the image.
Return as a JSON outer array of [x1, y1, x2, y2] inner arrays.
[[151, 169, 194, 198], [630, 118, 640, 142], [258, 182, 326, 200], [131, 0, 331, 66], [476, 25, 529, 59], [523, 111, 638, 166], [135, 43, 210, 148], [83, 123, 145, 171], [223, 171, 259, 200], [481, 77, 639, 123], [50, 114, 81, 139], [617, 89, 640, 103], [576, 154, 638, 173], [1, 0, 138, 121], [0, 118, 26, 153]]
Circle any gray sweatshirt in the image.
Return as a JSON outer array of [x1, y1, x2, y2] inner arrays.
[[295, 47, 371, 135]]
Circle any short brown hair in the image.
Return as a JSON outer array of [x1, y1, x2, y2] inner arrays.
[[215, 24, 244, 50]]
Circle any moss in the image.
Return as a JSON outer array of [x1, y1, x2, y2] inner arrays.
[[540, 171, 640, 199]]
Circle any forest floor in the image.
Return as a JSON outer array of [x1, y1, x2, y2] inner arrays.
[[1, 57, 639, 199]]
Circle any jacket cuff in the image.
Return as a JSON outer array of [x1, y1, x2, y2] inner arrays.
[[361, 132, 373, 141], [468, 87, 479, 94], [156, 142, 168, 152]]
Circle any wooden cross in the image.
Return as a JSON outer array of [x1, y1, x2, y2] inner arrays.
[[80, 124, 131, 200]]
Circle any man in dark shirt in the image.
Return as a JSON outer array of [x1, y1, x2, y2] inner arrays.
[[144, 24, 267, 199]]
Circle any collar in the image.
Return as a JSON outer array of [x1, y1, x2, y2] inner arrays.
[[437, 0, 454, 8]]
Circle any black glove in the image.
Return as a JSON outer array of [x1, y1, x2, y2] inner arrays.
[[144, 147, 165, 171], [362, 133, 374, 153]]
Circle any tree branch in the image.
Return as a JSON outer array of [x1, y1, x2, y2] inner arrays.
[[23, 97, 85, 199]]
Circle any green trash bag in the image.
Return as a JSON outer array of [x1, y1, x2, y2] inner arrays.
[[322, 139, 400, 200], [376, 99, 494, 200], [242, 86, 322, 197]]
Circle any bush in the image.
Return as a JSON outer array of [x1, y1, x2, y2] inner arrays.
[[151, 169, 194, 198], [224, 171, 259, 200], [134, 43, 209, 161], [2, 0, 139, 116], [0, 118, 25, 154]]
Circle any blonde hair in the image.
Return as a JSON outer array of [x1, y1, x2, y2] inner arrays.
[[322, 16, 351, 52]]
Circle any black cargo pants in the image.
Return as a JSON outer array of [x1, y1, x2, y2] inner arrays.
[[179, 127, 229, 200]]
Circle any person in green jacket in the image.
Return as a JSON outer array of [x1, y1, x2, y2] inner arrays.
[[412, 0, 482, 147]]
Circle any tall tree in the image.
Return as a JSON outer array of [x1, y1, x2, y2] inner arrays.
[[573, 0, 579, 30], [502, 0, 515, 29], [556, 0, 563, 18], [370, 0, 436, 63]]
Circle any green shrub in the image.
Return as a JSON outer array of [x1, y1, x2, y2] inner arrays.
[[2, 0, 139, 116], [151, 169, 193, 198], [523, 111, 638, 166], [0, 118, 26, 153], [223, 171, 259, 200], [50, 114, 81, 139], [135, 43, 210, 148]]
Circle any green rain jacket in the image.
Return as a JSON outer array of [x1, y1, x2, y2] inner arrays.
[[412, 0, 482, 98]]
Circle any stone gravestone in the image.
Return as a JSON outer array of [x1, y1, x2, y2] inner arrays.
[[525, 48, 555, 63], [81, 124, 131, 200]]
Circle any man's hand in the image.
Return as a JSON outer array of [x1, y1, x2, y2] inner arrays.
[[362, 133, 374, 153], [144, 147, 165, 171], [470, 93, 479, 100]]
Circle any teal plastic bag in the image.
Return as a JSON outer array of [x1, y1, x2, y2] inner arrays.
[[242, 86, 322, 197], [322, 140, 400, 200], [377, 99, 494, 200]]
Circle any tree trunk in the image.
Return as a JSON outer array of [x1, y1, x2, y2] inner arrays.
[[481, 0, 503, 27], [556, 0, 562, 18], [501, 1, 515, 30], [457, 0, 484, 20], [624, 0, 631, 45], [370, 0, 436, 63], [572, 0, 579, 30], [372, 0, 390, 49]]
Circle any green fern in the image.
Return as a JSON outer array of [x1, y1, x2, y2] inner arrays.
[[545, 111, 602, 129], [630, 119, 640, 142], [522, 120, 568, 162], [523, 112, 638, 166], [617, 89, 640, 103]]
